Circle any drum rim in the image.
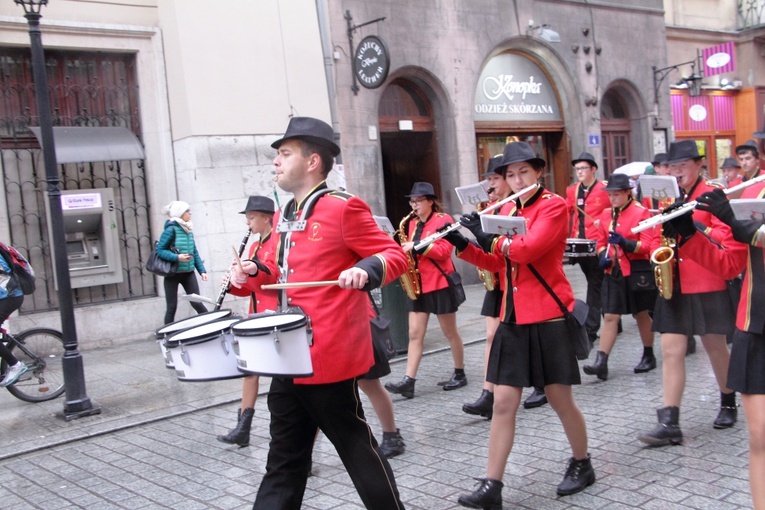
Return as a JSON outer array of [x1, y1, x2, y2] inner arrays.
[[163, 318, 240, 348], [237, 367, 313, 378], [155, 309, 233, 337], [231, 314, 307, 336]]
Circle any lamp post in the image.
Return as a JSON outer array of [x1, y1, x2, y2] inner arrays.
[[652, 57, 704, 105], [14, 0, 100, 420]]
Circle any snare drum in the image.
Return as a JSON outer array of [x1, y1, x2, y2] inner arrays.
[[154, 310, 233, 368], [163, 318, 242, 381], [564, 238, 596, 258], [232, 313, 313, 377]]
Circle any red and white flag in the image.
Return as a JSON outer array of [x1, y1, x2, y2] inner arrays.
[[702, 42, 736, 77]]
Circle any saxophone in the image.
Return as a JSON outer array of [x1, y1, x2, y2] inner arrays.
[[396, 211, 422, 300], [475, 200, 496, 291], [650, 233, 675, 300]]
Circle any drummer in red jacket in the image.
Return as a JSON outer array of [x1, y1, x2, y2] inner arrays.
[[565, 152, 610, 344], [218, 195, 277, 448], [236, 117, 408, 510]]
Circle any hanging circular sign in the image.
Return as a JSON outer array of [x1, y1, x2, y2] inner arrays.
[[354, 35, 390, 89], [689, 104, 707, 122]]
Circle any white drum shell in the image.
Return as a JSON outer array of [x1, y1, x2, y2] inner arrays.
[[154, 310, 233, 368], [164, 318, 242, 381], [233, 314, 313, 377]]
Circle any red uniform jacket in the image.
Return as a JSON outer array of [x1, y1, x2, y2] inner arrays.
[[227, 232, 279, 313], [649, 178, 748, 294], [595, 199, 655, 277], [406, 212, 456, 295], [488, 187, 575, 324], [249, 184, 407, 385], [735, 182, 765, 332], [566, 179, 609, 240]]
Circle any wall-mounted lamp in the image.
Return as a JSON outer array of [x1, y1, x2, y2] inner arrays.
[[526, 23, 561, 43], [653, 54, 704, 104]]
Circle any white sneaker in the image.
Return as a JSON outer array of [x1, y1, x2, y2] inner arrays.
[[1, 361, 29, 387]]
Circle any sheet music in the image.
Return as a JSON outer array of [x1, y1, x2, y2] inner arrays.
[[455, 181, 490, 207], [639, 175, 680, 201], [373, 215, 396, 236], [480, 215, 527, 237], [729, 199, 765, 222]]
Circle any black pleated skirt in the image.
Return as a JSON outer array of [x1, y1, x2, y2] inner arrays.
[[486, 319, 581, 388], [727, 329, 765, 394], [652, 289, 734, 336], [406, 287, 458, 315], [601, 273, 657, 315], [480, 288, 502, 318]]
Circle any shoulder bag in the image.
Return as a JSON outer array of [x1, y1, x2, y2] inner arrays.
[[429, 259, 466, 307], [369, 294, 396, 360], [146, 240, 178, 278]]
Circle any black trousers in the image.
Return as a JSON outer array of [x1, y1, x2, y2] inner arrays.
[[253, 377, 404, 510], [0, 295, 23, 365], [575, 256, 603, 340], [162, 271, 207, 324]]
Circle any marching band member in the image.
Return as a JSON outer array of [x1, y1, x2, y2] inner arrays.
[[637, 140, 748, 447], [218, 195, 277, 447], [728, 140, 763, 200], [238, 117, 407, 510], [385, 182, 467, 399], [696, 180, 765, 510], [456, 142, 594, 508], [566, 152, 610, 345], [721, 157, 743, 188], [582, 173, 658, 381]]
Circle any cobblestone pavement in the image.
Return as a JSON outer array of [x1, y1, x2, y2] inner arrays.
[[0, 270, 753, 509]]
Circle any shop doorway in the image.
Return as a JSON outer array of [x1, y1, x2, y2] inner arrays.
[[379, 79, 440, 226], [601, 89, 632, 177]]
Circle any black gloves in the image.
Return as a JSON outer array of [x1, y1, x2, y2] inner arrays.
[[459, 212, 497, 253], [662, 202, 696, 239], [437, 224, 469, 252], [598, 255, 612, 269], [607, 231, 637, 252], [696, 189, 735, 226]]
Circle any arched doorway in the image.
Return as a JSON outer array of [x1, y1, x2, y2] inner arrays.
[[378, 79, 440, 226], [601, 89, 632, 177]]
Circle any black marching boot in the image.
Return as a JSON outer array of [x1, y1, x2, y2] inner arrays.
[[637, 406, 683, 446], [379, 428, 406, 459], [217, 407, 254, 447], [385, 376, 416, 399], [582, 351, 609, 381], [713, 392, 737, 429], [686, 336, 697, 355], [457, 478, 503, 510], [439, 370, 468, 391], [557, 455, 596, 496], [462, 389, 494, 419], [633, 349, 657, 373], [523, 387, 548, 409]]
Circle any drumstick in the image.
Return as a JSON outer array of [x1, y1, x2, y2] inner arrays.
[[261, 280, 340, 290], [231, 245, 244, 272]]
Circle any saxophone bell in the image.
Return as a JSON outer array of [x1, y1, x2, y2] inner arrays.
[[397, 211, 422, 300], [650, 236, 675, 300]]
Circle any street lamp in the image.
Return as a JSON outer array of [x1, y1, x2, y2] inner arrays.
[[653, 58, 704, 104], [14, 0, 100, 420]]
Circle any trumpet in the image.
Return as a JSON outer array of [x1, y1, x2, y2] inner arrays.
[[632, 173, 765, 234], [413, 183, 538, 251]]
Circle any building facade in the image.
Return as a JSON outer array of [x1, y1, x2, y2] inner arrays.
[[0, 0, 669, 346]]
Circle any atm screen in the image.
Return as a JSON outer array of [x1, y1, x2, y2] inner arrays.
[[66, 240, 86, 257]]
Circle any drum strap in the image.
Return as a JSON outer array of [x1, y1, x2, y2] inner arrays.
[[276, 186, 334, 309]]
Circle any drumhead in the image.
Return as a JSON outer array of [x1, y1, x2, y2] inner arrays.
[[164, 318, 240, 348], [566, 238, 596, 245], [156, 309, 232, 337], [232, 313, 307, 336]]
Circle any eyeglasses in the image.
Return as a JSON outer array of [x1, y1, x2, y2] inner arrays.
[[574, 166, 592, 172], [408, 198, 428, 205]]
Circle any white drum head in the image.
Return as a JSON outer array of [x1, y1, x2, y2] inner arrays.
[[166, 318, 240, 345], [156, 310, 232, 336], [233, 314, 306, 334]]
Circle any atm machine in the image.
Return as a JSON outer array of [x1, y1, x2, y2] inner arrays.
[[46, 188, 123, 289]]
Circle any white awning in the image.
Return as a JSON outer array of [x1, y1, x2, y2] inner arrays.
[[28, 126, 145, 164]]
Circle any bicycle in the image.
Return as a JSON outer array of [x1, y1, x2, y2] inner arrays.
[[1, 327, 66, 402]]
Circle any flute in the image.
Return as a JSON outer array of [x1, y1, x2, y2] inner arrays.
[[413, 183, 538, 251], [631, 173, 765, 234], [214, 228, 252, 310]]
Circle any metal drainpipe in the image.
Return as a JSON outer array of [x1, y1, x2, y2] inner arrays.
[[315, 0, 342, 164]]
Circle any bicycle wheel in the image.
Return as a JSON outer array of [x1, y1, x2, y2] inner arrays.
[[5, 328, 66, 403]]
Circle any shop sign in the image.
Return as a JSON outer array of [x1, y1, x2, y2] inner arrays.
[[474, 52, 561, 122], [354, 35, 390, 89]]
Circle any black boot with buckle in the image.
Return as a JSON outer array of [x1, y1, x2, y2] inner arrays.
[[582, 351, 609, 381], [379, 428, 406, 459], [439, 369, 468, 391], [556, 455, 596, 496], [217, 407, 254, 447], [457, 477, 503, 510], [523, 387, 548, 409], [385, 376, 416, 399], [634, 347, 657, 373], [637, 406, 683, 446], [462, 389, 494, 419], [713, 391, 737, 429]]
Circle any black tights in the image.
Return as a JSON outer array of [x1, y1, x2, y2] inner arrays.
[[0, 295, 24, 365], [163, 271, 208, 324]]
